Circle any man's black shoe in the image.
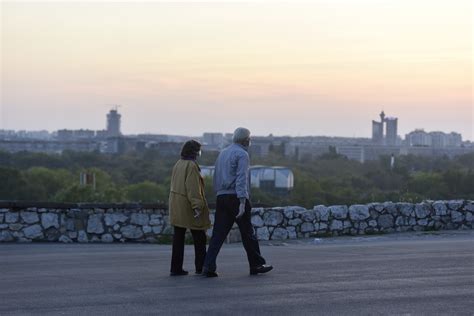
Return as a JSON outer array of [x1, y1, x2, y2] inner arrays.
[[250, 264, 273, 275], [170, 270, 189, 276], [203, 270, 219, 278], [195, 270, 203, 275]]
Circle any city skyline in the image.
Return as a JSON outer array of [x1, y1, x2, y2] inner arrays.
[[2, 1, 473, 140], [0, 108, 468, 143]]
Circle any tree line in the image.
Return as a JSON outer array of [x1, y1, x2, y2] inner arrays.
[[0, 148, 473, 208]]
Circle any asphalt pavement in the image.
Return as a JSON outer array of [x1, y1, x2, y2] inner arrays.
[[1, 231, 473, 315]]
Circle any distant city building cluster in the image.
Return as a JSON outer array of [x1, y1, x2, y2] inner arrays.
[[0, 109, 472, 164], [405, 129, 462, 148]]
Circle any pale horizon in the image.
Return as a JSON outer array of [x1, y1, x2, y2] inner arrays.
[[1, 1, 473, 140]]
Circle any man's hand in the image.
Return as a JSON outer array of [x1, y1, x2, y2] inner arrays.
[[193, 208, 201, 218], [236, 198, 246, 219]]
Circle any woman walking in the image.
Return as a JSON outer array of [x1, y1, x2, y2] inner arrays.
[[169, 140, 211, 276]]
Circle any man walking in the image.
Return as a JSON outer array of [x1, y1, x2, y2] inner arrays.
[[203, 127, 273, 277]]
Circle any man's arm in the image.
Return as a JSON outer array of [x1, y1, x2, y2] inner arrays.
[[235, 152, 249, 219], [235, 152, 250, 200]]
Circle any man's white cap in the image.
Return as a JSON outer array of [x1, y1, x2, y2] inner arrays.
[[232, 127, 251, 143]]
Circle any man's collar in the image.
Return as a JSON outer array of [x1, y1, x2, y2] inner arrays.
[[233, 143, 249, 152]]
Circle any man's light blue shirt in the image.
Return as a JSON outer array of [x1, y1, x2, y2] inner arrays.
[[213, 143, 250, 199]]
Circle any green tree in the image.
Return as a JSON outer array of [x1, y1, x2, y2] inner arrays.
[[124, 181, 167, 203]]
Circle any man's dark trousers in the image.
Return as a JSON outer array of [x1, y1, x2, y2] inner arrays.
[[204, 194, 266, 272]]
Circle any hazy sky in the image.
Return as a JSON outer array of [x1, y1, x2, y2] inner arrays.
[[1, 1, 473, 139]]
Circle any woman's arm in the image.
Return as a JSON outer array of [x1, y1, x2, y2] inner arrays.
[[185, 164, 205, 211]]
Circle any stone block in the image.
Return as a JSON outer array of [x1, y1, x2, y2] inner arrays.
[[397, 203, 414, 217], [5, 212, 19, 224], [451, 211, 464, 223], [287, 226, 297, 239], [328, 205, 348, 220], [314, 205, 329, 222], [343, 220, 352, 229], [23, 224, 44, 239], [301, 210, 316, 222], [256, 227, 270, 240], [59, 235, 73, 243], [271, 227, 288, 240], [45, 228, 60, 241], [121, 225, 144, 239], [301, 222, 314, 233], [131, 213, 149, 226], [417, 219, 428, 226], [465, 212, 473, 223], [149, 215, 163, 225], [263, 211, 284, 226], [78, 230, 89, 243], [383, 202, 398, 216], [251, 215, 264, 227], [395, 216, 407, 227], [378, 214, 394, 228], [0, 230, 14, 242], [152, 225, 163, 234], [447, 200, 463, 211], [105, 213, 128, 226], [433, 201, 448, 216], [101, 234, 114, 243], [330, 220, 343, 231], [415, 203, 431, 219], [41, 213, 59, 229], [288, 218, 302, 226], [359, 221, 368, 232], [9, 223, 23, 231], [87, 214, 104, 234], [317, 222, 328, 231], [283, 207, 294, 219], [464, 202, 474, 212], [349, 205, 370, 221], [20, 212, 39, 224]]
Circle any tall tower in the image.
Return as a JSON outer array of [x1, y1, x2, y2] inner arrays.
[[372, 120, 384, 144], [385, 117, 398, 146], [372, 110, 386, 144], [106, 108, 121, 137], [380, 111, 386, 124]]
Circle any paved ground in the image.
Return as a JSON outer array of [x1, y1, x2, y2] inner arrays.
[[1, 231, 473, 315]]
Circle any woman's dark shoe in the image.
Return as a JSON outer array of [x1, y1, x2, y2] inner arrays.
[[250, 264, 273, 275], [203, 270, 219, 278], [170, 270, 189, 276]]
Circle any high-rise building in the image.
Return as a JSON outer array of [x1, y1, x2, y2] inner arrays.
[[106, 109, 121, 137], [371, 111, 398, 146], [385, 117, 398, 146], [447, 132, 462, 147], [372, 121, 384, 144], [406, 129, 431, 147], [429, 131, 448, 148]]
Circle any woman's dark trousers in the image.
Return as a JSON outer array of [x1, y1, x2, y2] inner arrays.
[[170, 226, 207, 273], [204, 194, 266, 272]]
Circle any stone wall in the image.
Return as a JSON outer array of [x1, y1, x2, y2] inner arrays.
[[0, 200, 473, 243]]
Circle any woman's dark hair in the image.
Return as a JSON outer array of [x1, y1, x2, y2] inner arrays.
[[180, 140, 201, 159]]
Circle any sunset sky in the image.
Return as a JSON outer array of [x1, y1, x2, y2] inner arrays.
[[1, 1, 473, 140]]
